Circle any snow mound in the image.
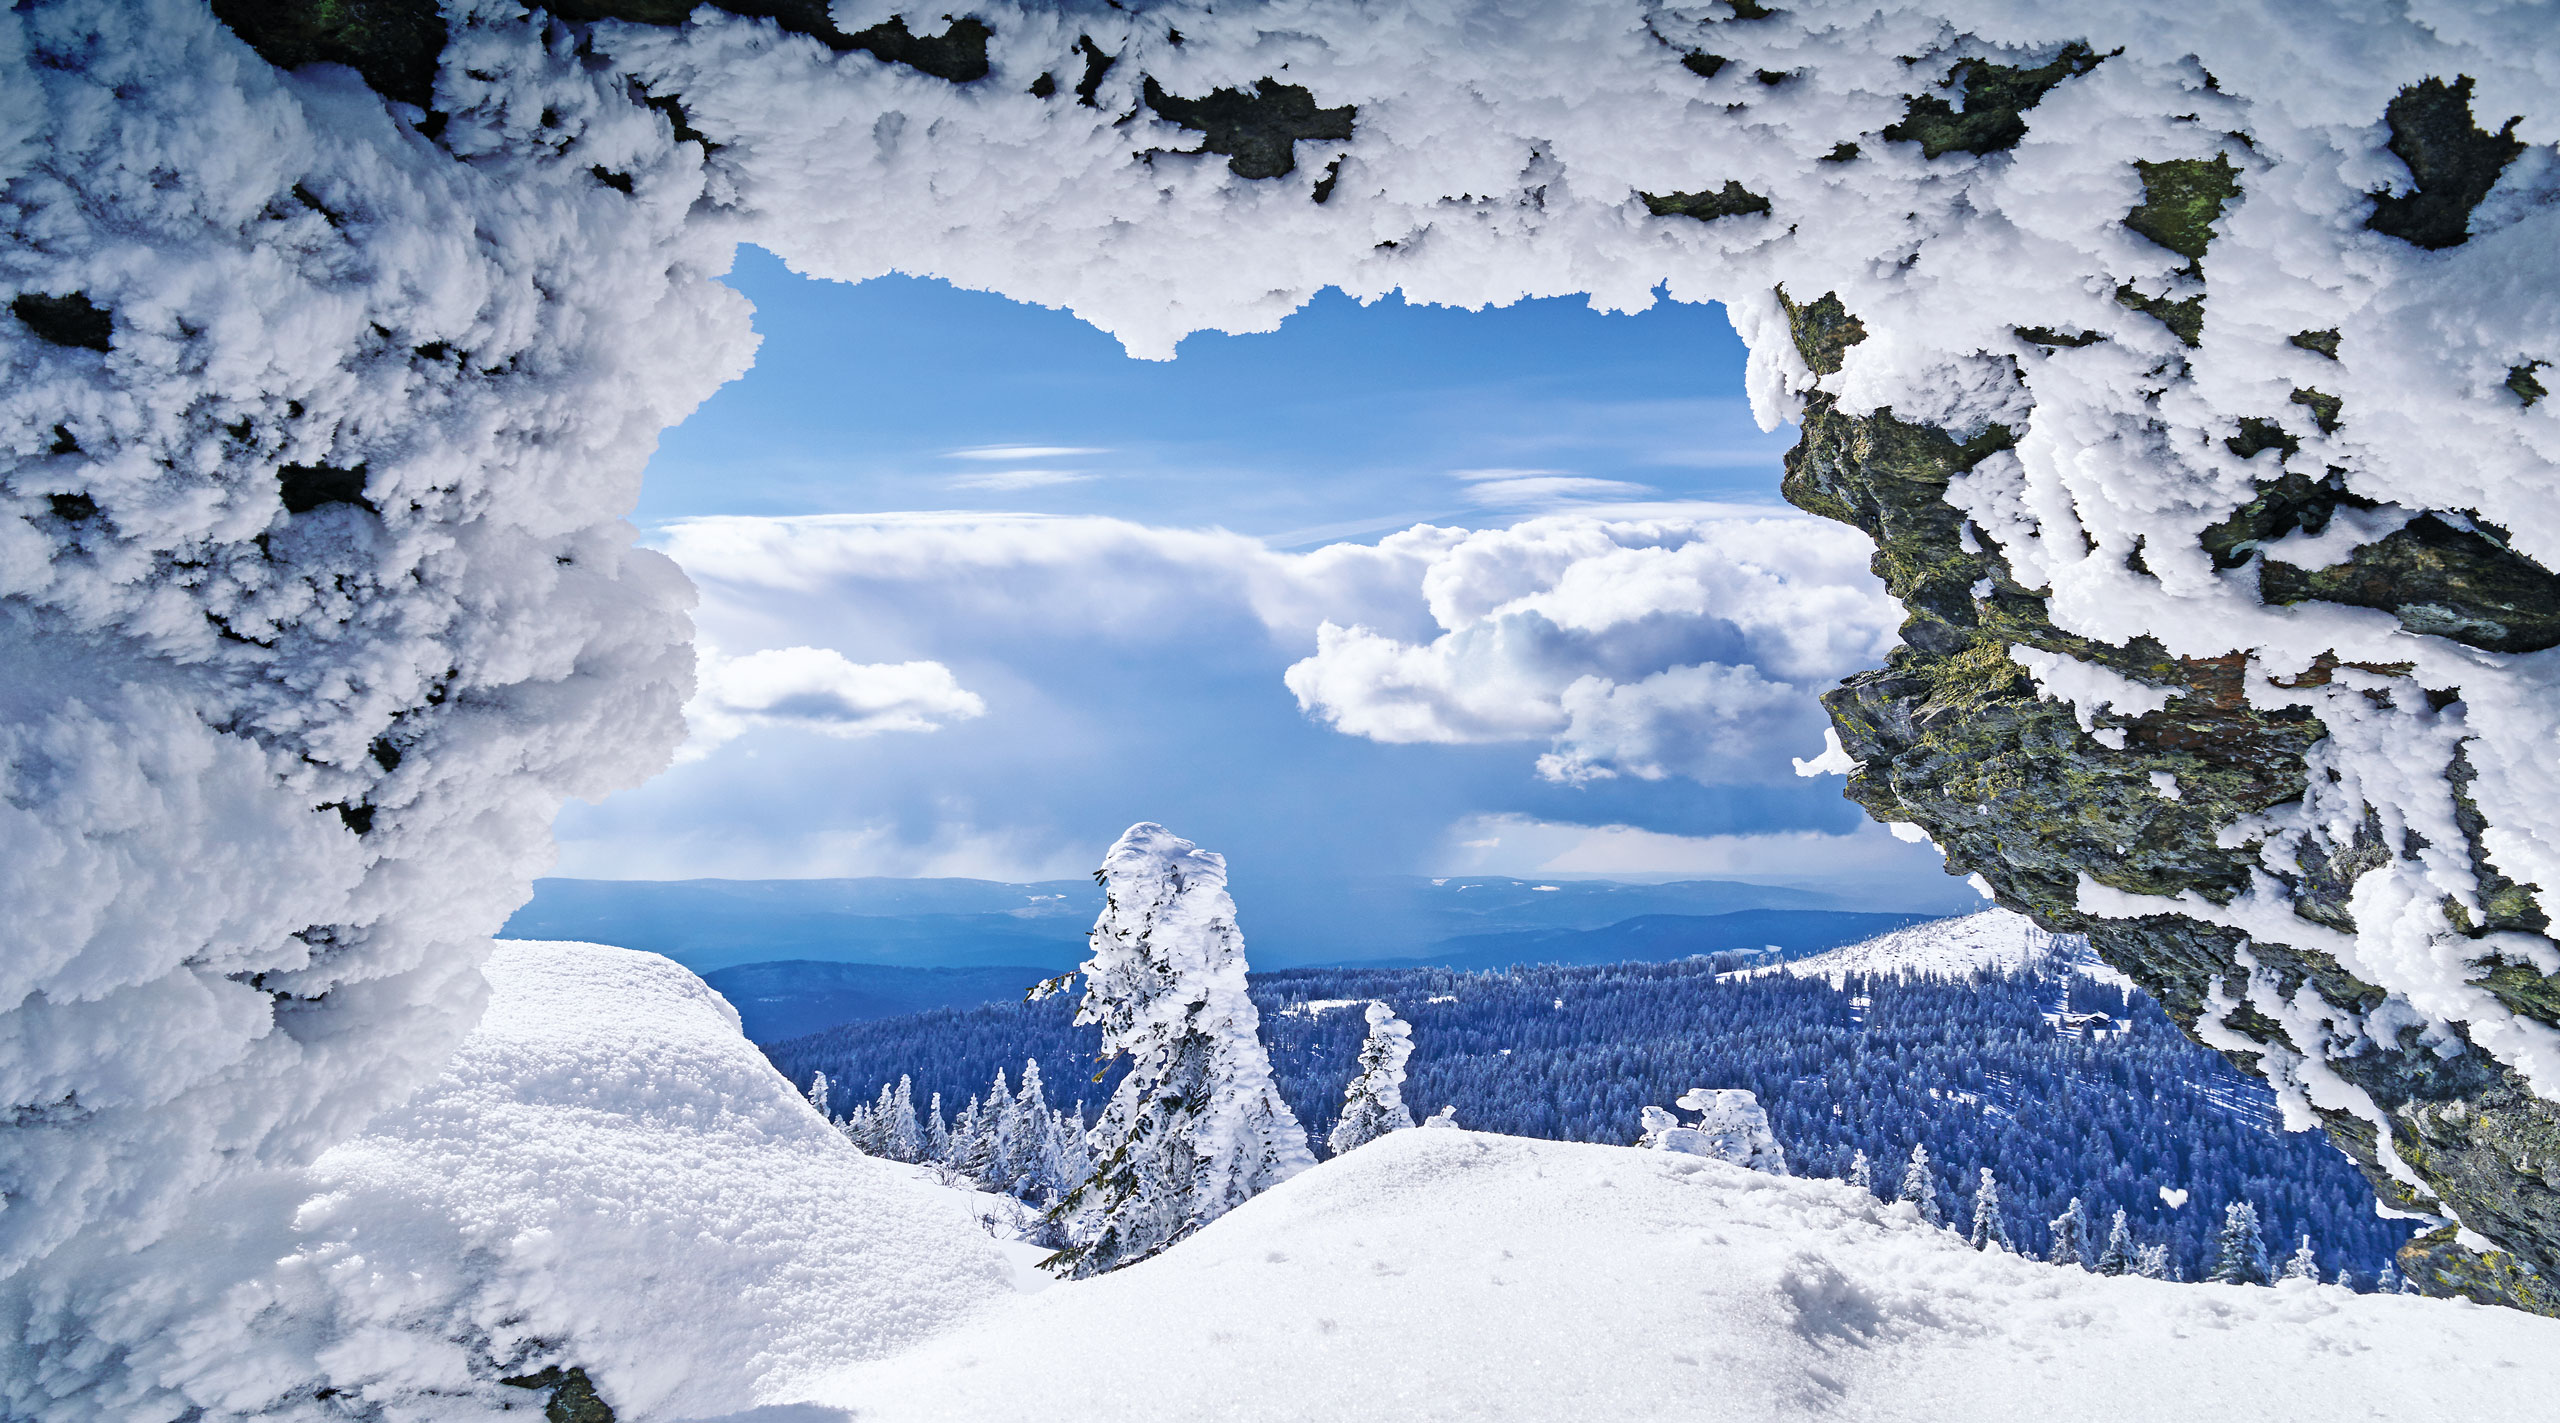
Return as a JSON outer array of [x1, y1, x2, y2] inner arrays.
[[0, 942, 1013, 1422], [807, 1129, 2559, 1423], [1770, 909, 2054, 985]]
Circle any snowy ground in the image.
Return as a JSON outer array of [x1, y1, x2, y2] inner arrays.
[[80, 940, 2544, 1422], [800, 1127, 2559, 1423]]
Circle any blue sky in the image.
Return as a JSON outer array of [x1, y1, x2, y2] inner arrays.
[[554, 247, 1974, 910]]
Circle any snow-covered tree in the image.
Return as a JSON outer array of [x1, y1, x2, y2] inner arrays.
[[887, 1076, 923, 1163], [1328, 1002, 1417, 1156], [1968, 1168, 2012, 1252], [2209, 1200, 2271, 1285], [1635, 1105, 1680, 1148], [2096, 1208, 2134, 1275], [804, 1070, 830, 1119], [1047, 823, 1315, 1278], [1898, 1143, 1943, 1227], [2378, 1259, 2415, 1294], [2135, 1243, 2173, 1280], [924, 1092, 950, 1163], [2281, 1234, 2320, 1282], [2047, 1196, 2092, 1269], [951, 1095, 993, 1178], [1847, 1149, 1874, 1196], [1421, 1105, 1459, 1129]]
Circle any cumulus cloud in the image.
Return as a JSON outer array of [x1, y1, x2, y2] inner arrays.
[[682, 645, 985, 759], [1283, 514, 1897, 785]]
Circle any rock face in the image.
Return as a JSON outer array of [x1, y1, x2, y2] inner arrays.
[[1776, 287, 2560, 1315]]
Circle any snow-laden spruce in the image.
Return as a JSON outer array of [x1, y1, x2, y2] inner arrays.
[[1326, 1002, 1416, 1157], [1048, 824, 1313, 1278]]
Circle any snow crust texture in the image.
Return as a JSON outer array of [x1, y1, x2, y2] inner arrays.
[[810, 1128, 2560, 1423], [0, 941, 1014, 1421], [8, 0, 2560, 1355]]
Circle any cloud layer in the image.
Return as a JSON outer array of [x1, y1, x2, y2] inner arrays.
[[1282, 515, 1898, 784], [683, 646, 984, 759]]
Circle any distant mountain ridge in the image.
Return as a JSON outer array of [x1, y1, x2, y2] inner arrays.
[[501, 873, 1892, 973]]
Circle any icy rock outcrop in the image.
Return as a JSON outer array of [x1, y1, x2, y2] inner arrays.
[[9, 0, 2560, 1357]]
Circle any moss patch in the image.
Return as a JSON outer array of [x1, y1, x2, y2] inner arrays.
[[1882, 43, 2101, 159], [2126, 155, 2239, 265], [1641, 182, 1772, 222]]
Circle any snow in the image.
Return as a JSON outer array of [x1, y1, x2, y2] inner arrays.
[[1765, 909, 2057, 985], [801, 1129, 2560, 1423], [10, 0, 2560, 1374], [0, 941, 1014, 1421]]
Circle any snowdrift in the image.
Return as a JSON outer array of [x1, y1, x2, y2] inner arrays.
[[0, 942, 1013, 1421], [813, 1127, 2559, 1423], [1763, 908, 2056, 984]]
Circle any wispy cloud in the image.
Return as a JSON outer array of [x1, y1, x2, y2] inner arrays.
[[946, 444, 1108, 461], [1450, 468, 1653, 508], [949, 468, 1097, 492]]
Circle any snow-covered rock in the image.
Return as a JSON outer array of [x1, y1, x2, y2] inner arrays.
[[807, 1128, 2560, 1423]]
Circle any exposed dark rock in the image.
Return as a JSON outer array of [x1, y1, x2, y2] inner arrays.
[[1073, 36, 1116, 108], [1777, 287, 2560, 1314], [1141, 77, 1355, 180], [2289, 386, 2342, 433], [2366, 76, 2526, 251], [279, 464, 374, 514], [1883, 43, 2101, 159], [2015, 325, 2101, 349], [502, 1365, 616, 1423], [2223, 416, 2297, 462], [12, 292, 113, 352], [2511, 361, 2550, 408], [2261, 512, 2560, 655], [1312, 157, 1344, 205], [208, 0, 445, 109], [589, 165, 634, 193], [2291, 328, 2341, 359], [1820, 141, 1860, 163], [1641, 181, 1771, 222], [2114, 283, 2204, 348], [838, 14, 993, 83], [1682, 52, 1728, 80], [1029, 70, 1056, 99], [48, 492, 96, 522]]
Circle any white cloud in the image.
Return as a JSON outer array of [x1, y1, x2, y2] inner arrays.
[[1283, 513, 1896, 784], [946, 444, 1108, 460], [1437, 813, 1952, 887], [948, 468, 1095, 491], [1460, 474, 1655, 507], [682, 645, 985, 759]]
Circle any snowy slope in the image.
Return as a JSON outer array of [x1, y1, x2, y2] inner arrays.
[[1754, 908, 2055, 985], [0, 942, 1015, 1422], [805, 1128, 2560, 1423]]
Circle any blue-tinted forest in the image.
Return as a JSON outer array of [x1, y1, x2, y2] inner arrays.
[[764, 957, 2413, 1283]]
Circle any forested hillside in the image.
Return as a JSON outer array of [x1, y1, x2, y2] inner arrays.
[[769, 955, 2414, 1284]]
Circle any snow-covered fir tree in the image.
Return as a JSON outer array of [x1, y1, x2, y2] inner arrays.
[[2096, 1208, 2135, 1276], [2135, 1243, 2173, 1280], [804, 1070, 830, 1118], [1328, 1002, 1417, 1156], [1968, 1168, 2012, 1252], [2281, 1234, 2321, 1281], [2378, 1259, 2417, 1294], [924, 1092, 950, 1163], [1047, 824, 1315, 1278], [1672, 1088, 1789, 1174], [1847, 1148, 1874, 1196], [2047, 1197, 2092, 1270], [1898, 1143, 1943, 1227], [2333, 1267, 2357, 1291], [1421, 1105, 1459, 1128], [2210, 1200, 2272, 1285]]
